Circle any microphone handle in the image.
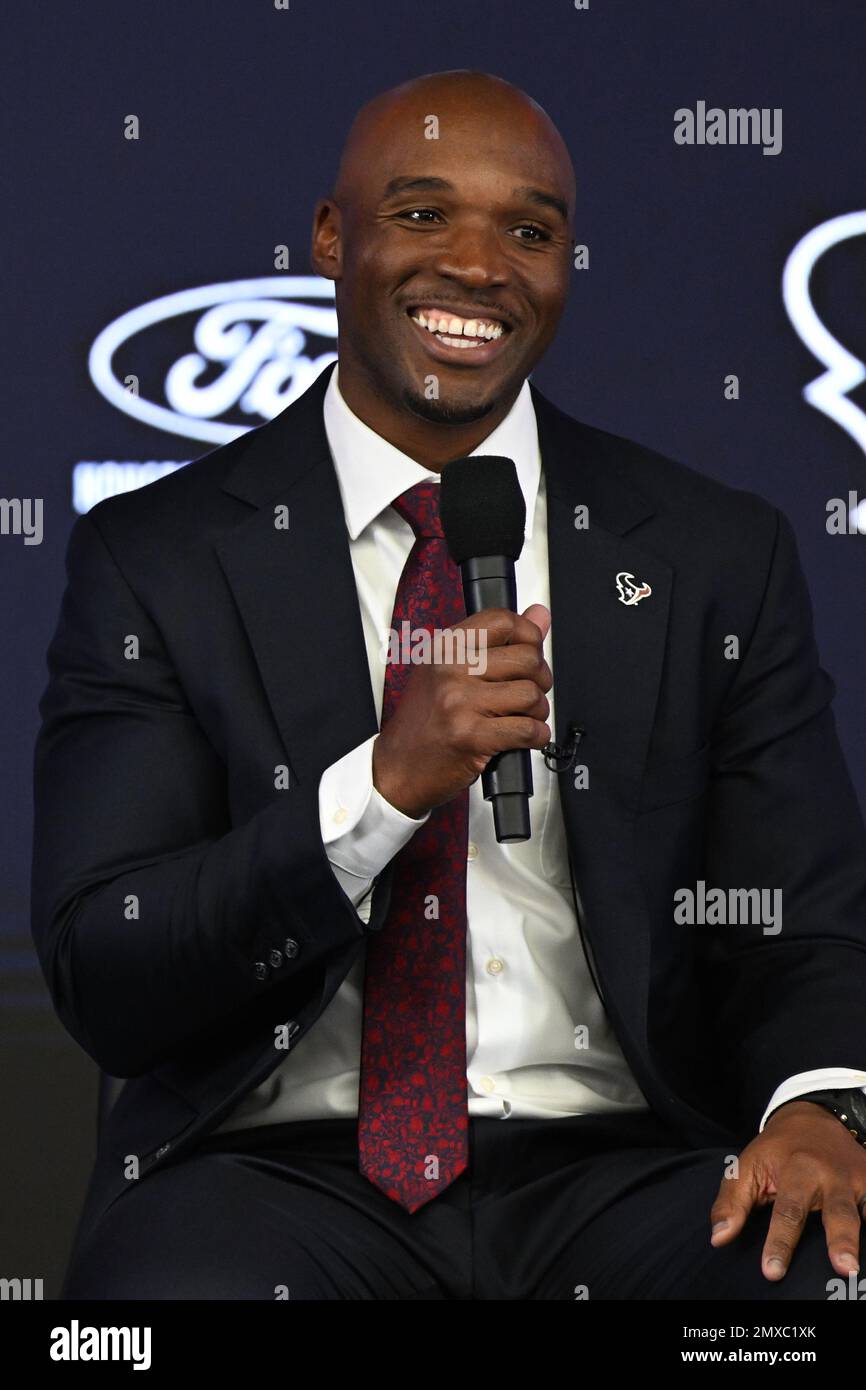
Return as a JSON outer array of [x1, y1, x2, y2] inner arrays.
[[459, 555, 533, 843]]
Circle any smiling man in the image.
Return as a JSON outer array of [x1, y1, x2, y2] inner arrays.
[[315, 72, 574, 452], [33, 70, 866, 1302]]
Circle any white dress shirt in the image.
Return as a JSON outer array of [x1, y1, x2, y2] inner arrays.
[[213, 365, 866, 1136]]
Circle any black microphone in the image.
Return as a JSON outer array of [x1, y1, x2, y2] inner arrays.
[[440, 454, 533, 843]]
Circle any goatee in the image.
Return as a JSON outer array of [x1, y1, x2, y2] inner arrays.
[[401, 385, 497, 426]]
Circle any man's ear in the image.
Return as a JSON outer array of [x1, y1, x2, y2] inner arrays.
[[310, 198, 342, 281]]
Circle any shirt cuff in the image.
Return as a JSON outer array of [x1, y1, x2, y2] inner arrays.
[[759, 1068, 866, 1131], [318, 733, 430, 898]]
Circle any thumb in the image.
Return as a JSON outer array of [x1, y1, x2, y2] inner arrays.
[[521, 603, 551, 641], [709, 1157, 758, 1246]]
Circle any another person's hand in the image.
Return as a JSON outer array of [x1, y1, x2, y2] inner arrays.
[[709, 1100, 866, 1280], [372, 603, 552, 818]]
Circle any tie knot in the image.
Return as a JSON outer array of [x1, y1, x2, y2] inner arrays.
[[391, 481, 444, 540]]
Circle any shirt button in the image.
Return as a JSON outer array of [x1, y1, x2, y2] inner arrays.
[[253, 961, 268, 981], [268, 948, 284, 968], [467, 842, 479, 860], [284, 938, 300, 960], [333, 807, 349, 825], [479, 1075, 496, 1093], [486, 957, 504, 976]]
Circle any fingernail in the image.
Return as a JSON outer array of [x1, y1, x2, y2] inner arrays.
[[711, 1220, 729, 1235], [838, 1254, 859, 1274], [765, 1257, 785, 1277]]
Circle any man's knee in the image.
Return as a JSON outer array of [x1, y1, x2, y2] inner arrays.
[[61, 1155, 340, 1300]]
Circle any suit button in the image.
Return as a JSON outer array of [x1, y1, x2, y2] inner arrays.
[[284, 938, 300, 960], [268, 948, 284, 968], [154, 1143, 171, 1159], [254, 961, 268, 981]]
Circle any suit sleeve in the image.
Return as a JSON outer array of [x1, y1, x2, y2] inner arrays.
[[700, 506, 866, 1135], [30, 510, 382, 1078]]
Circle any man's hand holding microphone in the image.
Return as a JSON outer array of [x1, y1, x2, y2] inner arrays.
[[372, 603, 552, 820]]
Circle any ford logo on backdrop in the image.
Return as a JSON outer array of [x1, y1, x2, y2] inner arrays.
[[88, 277, 338, 445]]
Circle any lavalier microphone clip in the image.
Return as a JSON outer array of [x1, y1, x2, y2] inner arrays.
[[542, 722, 585, 774]]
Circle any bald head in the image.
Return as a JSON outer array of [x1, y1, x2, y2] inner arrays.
[[332, 70, 576, 222]]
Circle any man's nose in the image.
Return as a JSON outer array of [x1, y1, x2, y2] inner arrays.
[[429, 220, 510, 287]]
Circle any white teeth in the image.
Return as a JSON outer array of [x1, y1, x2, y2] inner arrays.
[[410, 309, 505, 342]]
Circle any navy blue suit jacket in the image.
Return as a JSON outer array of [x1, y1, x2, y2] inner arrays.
[[31, 361, 866, 1246]]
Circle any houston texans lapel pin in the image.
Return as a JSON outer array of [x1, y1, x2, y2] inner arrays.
[[616, 571, 652, 606]]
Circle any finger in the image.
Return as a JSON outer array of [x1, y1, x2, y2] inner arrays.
[[477, 715, 552, 757], [459, 608, 547, 652], [761, 1187, 812, 1280], [709, 1167, 756, 1246], [476, 643, 552, 691], [520, 603, 551, 642], [478, 631, 553, 678], [821, 1190, 862, 1277], [477, 679, 550, 722]]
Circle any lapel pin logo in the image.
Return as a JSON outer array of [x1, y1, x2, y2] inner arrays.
[[616, 571, 652, 606]]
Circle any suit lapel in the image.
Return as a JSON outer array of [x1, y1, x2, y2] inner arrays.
[[533, 383, 673, 1050], [534, 382, 672, 802], [214, 361, 380, 788]]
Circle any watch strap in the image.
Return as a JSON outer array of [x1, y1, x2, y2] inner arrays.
[[793, 1087, 866, 1147]]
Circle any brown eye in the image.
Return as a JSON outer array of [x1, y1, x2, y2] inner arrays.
[[513, 224, 550, 242]]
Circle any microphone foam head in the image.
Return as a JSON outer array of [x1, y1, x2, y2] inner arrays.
[[439, 455, 526, 564]]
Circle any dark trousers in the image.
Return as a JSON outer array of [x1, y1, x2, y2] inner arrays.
[[62, 1111, 836, 1300]]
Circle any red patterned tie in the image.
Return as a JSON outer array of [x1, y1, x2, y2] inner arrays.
[[358, 481, 470, 1213]]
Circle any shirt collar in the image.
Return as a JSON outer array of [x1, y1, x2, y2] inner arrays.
[[323, 362, 542, 542]]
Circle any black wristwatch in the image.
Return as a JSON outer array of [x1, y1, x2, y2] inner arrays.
[[791, 1087, 866, 1147]]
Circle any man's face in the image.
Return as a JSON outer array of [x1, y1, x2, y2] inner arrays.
[[317, 98, 574, 426]]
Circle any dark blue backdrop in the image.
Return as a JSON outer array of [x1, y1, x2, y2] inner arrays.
[[3, 0, 864, 1293]]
